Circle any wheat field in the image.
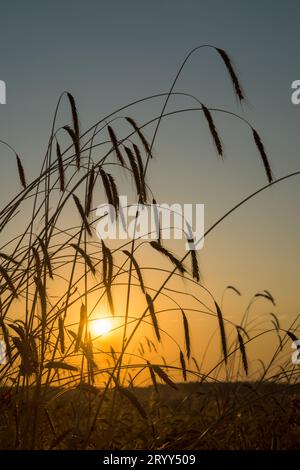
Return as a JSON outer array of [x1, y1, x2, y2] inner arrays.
[[0, 45, 300, 450]]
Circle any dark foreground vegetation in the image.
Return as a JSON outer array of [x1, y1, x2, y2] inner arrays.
[[1, 382, 300, 450]]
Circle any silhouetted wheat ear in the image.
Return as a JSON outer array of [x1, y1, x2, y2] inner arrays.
[[75, 303, 87, 352], [179, 350, 187, 381], [214, 301, 227, 364], [12, 331, 38, 376], [16, 155, 26, 189], [161, 355, 168, 370], [67, 92, 80, 139], [34, 276, 47, 324], [127, 372, 134, 387], [32, 246, 41, 275], [254, 290, 276, 306], [252, 129, 273, 183], [145, 336, 152, 353], [56, 142, 65, 191], [151, 364, 178, 390], [150, 241, 186, 274], [133, 143, 144, 176], [67, 329, 80, 350], [117, 387, 148, 420], [286, 330, 298, 342], [99, 169, 114, 209], [236, 327, 248, 375], [63, 125, 80, 170], [152, 198, 161, 243], [226, 285, 242, 296], [271, 321, 281, 347], [133, 143, 147, 201], [269, 312, 280, 330], [150, 339, 158, 353], [192, 356, 200, 373], [124, 145, 145, 203], [45, 361, 78, 372], [202, 104, 223, 157], [107, 125, 125, 166], [181, 309, 191, 359], [86, 333, 96, 383], [86, 166, 95, 217], [58, 316, 65, 355], [0, 266, 18, 298], [237, 325, 249, 340], [101, 240, 108, 283], [126, 116, 152, 158], [145, 293, 160, 342], [123, 250, 146, 294], [110, 346, 117, 365], [187, 240, 200, 282], [38, 236, 53, 279], [147, 362, 158, 393], [138, 342, 145, 356], [107, 173, 119, 213], [9, 322, 26, 340], [72, 194, 92, 236], [216, 48, 244, 102], [263, 289, 276, 304], [0, 252, 19, 266], [145, 336, 157, 353], [70, 243, 96, 275], [101, 240, 115, 316], [101, 240, 113, 285]]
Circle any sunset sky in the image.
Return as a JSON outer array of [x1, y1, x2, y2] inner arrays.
[[1, 1, 300, 374]]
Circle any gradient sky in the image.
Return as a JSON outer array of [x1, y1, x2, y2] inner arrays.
[[1, 0, 300, 357]]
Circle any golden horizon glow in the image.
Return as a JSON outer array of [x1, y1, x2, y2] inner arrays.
[[92, 318, 112, 336]]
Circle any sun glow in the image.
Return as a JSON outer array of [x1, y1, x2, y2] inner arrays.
[[92, 318, 112, 336]]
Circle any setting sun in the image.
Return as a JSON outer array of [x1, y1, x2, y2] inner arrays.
[[92, 318, 112, 336]]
